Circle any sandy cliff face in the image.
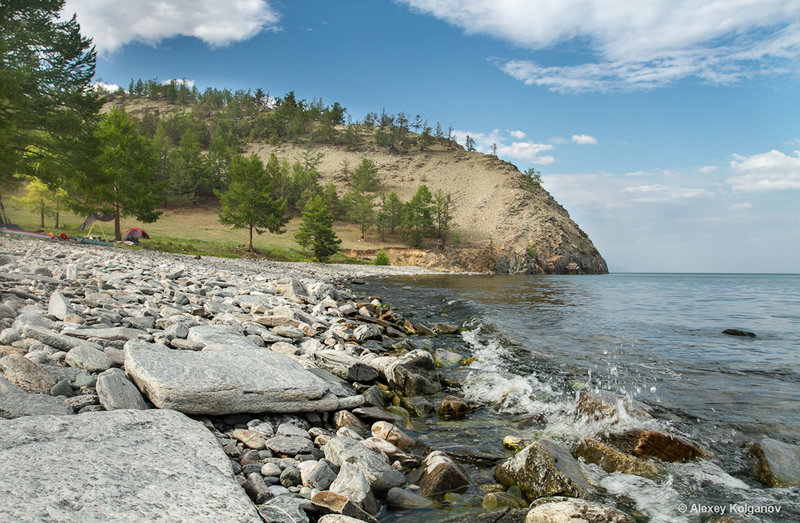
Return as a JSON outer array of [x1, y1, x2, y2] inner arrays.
[[251, 143, 608, 274]]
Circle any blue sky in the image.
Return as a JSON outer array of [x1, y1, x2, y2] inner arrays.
[[66, 0, 800, 272]]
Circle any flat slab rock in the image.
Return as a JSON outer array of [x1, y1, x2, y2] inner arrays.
[[124, 340, 355, 415], [0, 409, 261, 522]]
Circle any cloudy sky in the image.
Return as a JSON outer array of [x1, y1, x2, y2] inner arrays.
[[66, 0, 800, 272]]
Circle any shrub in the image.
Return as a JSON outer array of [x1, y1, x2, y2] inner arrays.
[[374, 249, 390, 266]]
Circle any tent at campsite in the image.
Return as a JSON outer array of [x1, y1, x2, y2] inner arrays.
[[122, 227, 150, 241]]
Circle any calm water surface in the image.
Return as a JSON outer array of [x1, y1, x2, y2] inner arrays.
[[360, 273, 800, 522]]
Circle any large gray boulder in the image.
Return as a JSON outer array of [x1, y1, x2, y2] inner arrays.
[[124, 340, 359, 415], [0, 409, 261, 522], [495, 439, 590, 500]]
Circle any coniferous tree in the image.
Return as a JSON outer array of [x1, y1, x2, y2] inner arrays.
[[295, 195, 341, 261], [349, 158, 382, 192], [0, 0, 101, 189], [75, 108, 162, 240], [343, 190, 376, 240], [216, 153, 288, 251]]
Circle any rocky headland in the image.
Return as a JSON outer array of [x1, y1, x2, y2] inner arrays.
[[1, 234, 793, 523]]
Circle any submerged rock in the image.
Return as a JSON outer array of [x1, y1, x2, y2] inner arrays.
[[722, 328, 756, 337], [525, 496, 635, 523], [574, 436, 662, 479], [750, 438, 800, 487], [416, 451, 472, 496]]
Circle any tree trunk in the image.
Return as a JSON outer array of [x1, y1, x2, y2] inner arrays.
[[39, 199, 45, 228], [55, 212, 59, 229], [114, 203, 121, 241], [248, 224, 254, 251]]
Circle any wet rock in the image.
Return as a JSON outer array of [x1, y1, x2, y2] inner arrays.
[[311, 491, 379, 523], [525, 496, 635, 522], [482, 491, 527, 509], [65, 345, 113, 372], [440, 446, 504, 467], [434, 348, 463, 366], [495, 439, 590, 500], [400, 396, 437, 418], [574, 436, 662, 479], [382, 349, 442, 396], [0, 409, 261, 522], [604, 428, 705, 463], [574, 390, 652, 421], [323, 436, 406, 492], [439, 395, 480, 419], [95, 368, 148, 410], [329, 458, 380, 515], [386, 487, 434, 509], [124, 340, 358, 415], [417, 451, 472, 496], [414, 323, 436, 336], [750, 438, 800, 487], [0, 354, 56, 393], [432, 322, 459, 334], [371, 421, 415, 450]]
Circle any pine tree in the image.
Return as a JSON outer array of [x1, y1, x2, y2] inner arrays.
[[0, 0, 101, 189], [295, 195, 341, 261], [75, 108, 162, 240], [349, 158, 382, 192], [343, 190, 376, 240], [216, 153, 288, 251]]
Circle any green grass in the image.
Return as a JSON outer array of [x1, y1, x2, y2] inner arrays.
[[4, 192, 393, 264]]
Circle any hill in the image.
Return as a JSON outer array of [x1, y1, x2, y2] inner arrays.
[[105, 88, 607, 274]]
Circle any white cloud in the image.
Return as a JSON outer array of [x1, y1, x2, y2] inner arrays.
[[398, 0, 800, 92], [572, 134, 598, 145], [162, 78, 196, 89], [65, 0, 280, 53], [93, 81, 120, 93], [699, 165, 718, 174], [509, 130, 527, 140], [727, 149, 800, 191], [731, 202, 753, 211], [452, 129, 555, 165], [624, 184, 714, 203]]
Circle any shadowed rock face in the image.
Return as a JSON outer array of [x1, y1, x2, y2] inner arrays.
[[0, 409, 262, 522]]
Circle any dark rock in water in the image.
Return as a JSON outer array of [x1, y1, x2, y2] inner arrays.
[[495, 439, 590, 500], [573, 437, 662, 479], [526, 496, 635, 522], [604, 428, 705, 463], [440, 445, 504, 467], [400, 396, 437, 418], [439, 395, 481, 419], [723, 328, 756, 337], [749, 438, 800, 487], [442, 508, 530, 523], [383, 349, 442, 396], [417, 450, 472, 496], [386, 486, 434, 509], [482, 491, 527, 509], [432, 322, 460, 334]]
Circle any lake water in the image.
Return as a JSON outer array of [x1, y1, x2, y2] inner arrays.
[[360, 273, 800, 522]]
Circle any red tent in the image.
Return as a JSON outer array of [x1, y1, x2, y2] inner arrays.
[[122, 227, 150, 241]]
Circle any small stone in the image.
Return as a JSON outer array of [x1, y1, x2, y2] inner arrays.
[[73, 373, 96, 388], [280, 466, 302, 487], [385, 487, 434, 509], [243, 473, 273, 504], [231, 429, 267, 450], [96, 368, 147, 410], [50, 380, 74, 397], [371, 421, 414, 450], [48, 292, 73, 321], [482, 491, 527, 509], [260, 463, 282, 477], [276, 423, 311, 440], [417, 451, 471, 496], [65, 345, 113, 372]]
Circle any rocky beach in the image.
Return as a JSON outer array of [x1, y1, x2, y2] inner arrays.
[[1, 234, 796, 523]]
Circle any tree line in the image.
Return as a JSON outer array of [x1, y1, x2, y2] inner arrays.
[[1, 1, 457, 260]]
